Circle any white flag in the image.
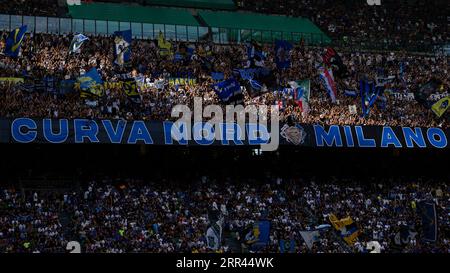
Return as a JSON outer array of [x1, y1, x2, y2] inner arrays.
[[69, 33, 89, 54], [300, 231, 320, 249]]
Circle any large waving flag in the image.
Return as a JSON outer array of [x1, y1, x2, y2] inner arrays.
[[4, 25, 27, 58], [329, 214, 361, 246], [122, 78, 141, 103], [415, 79, 447, 117], [431, 96, 450, 118], [322, 47, 347, 78], [245, 79, 267, 98], [113, 30, 132, 66], [247, 40, 265, 67], [360, 79, 384, 117], [77, 68, 104, 97], [275, 40, 293, 69], [299, 230, 320, 249], [241, 67, 276, 98], [213, 78, 243, 105], [206, 220, 222, 251], [289, 80, 311, 113], [414, 79, 443, 106], [157, 31, 172, 57], [69, 33, 89, 54], [253, 220, 270, 248], [417, 202, 438, 242], [319, 67, 337, 103]]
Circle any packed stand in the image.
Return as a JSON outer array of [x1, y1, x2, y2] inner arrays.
[[0, 177, 448, 253], [0, 32, 449, 127], [0, 0, 65, 17], [235, 0, 449, 52]]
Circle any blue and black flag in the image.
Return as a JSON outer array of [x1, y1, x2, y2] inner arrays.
[[414, 79, 442, 107], [417, 202, 438, 242], [69, 33, 89, 54], [242, 68, 277, 98], [77, 67, 104, 98], [252, 220, 270, 250], [245, 79, 266, 98], [322, 47, 348, 78], [113, 30, 132, 66], [360, 79, 384, 117], [213, 78, 243, 105], [122, 78, 141, 103], [4, 25, 27, 58], [275, 40, 293, 69], [279, 238, 295, 253], [247, 40, 265, 68], [414, 78, 447, 118]]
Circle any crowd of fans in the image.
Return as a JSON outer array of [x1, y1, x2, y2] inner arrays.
[[0, 0, 448, 256], [0, 0, 65, 17], [0, 176, 448, 253], [0, 32, 449, 127], [235, 0, 449, 51]]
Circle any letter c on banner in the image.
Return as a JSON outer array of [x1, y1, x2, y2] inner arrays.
[[11, 118, 37, 143]]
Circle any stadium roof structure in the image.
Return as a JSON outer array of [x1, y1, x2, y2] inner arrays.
[[198, 10, 331, 44], [143, 0, 237, 10], [68, 3, 201, 26], [67, 2, 330, 44]]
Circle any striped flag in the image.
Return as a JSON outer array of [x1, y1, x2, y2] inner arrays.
[[289, 80, 311, 113], [319, 67, 337, 103]]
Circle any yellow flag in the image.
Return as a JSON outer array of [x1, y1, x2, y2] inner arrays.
[[431, 96, 450, 117], [329, 214, 347, 230], [343, 230, 361, 245], [340, 216, 354, 226], [11, 27, 26, 52], [157, 32, 172, 56]]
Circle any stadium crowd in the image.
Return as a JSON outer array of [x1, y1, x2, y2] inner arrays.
[[0, 32, 449, 127], [236, 0, 448, 51], [0, 0, 65, 17], [0, 177, 448, 253], [0, 0, 448, 256]]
